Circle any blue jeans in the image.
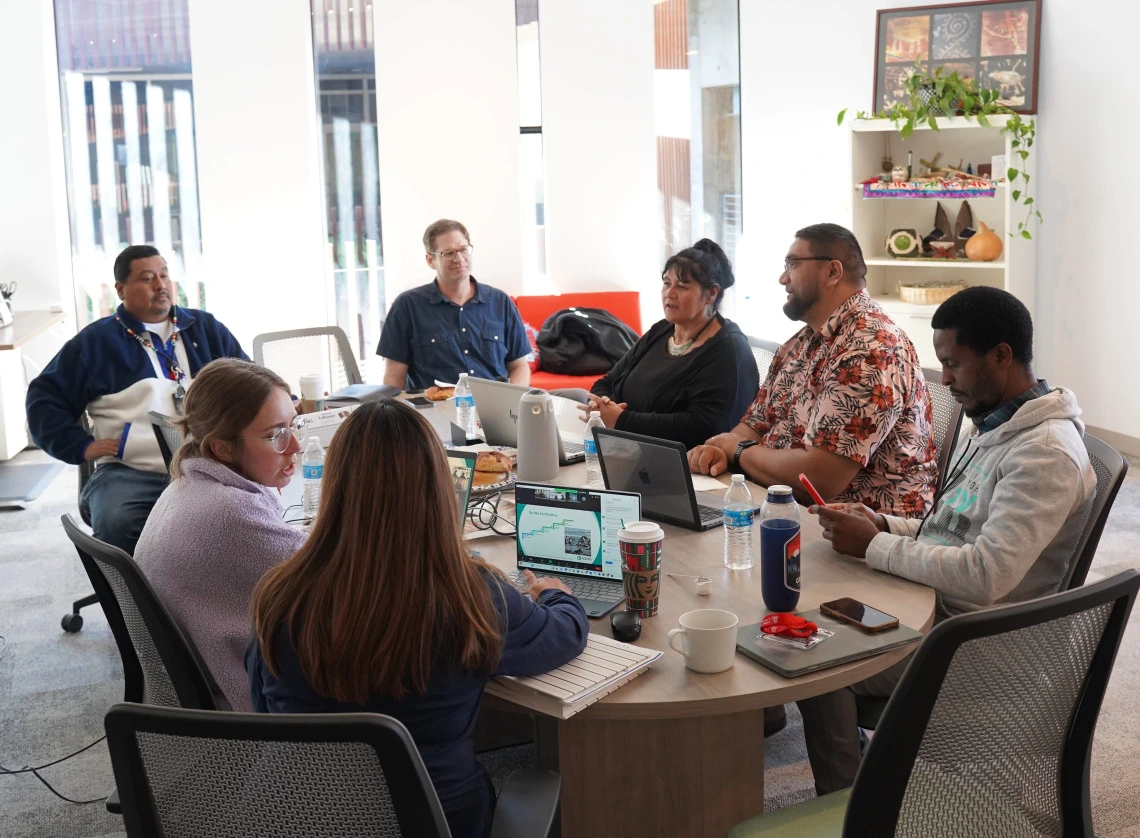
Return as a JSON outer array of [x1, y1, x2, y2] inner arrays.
[[79, 462, 169, 556]]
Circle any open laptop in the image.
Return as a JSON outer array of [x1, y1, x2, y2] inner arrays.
[[735, 608, 923, 678], [445, 449, 476, 529], [467, 377, 586, 465], [594, 427, 730, 531], [512, 482, 641, 618]]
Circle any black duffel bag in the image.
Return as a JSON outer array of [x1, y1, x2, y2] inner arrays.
[[535, 307, 638, 376]]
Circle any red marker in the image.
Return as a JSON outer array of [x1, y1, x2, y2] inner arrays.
[[798, 472, 827, 507]]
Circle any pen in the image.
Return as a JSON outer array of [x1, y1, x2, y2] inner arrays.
[[798, 472, 827, 507]]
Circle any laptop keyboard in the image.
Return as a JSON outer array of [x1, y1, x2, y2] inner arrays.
[[562, 441, 583, 456], [509, 569, 624, 604], [697, 504, 723, 526]]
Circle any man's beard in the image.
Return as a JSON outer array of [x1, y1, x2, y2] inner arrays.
[[782, 290, 815, 321]]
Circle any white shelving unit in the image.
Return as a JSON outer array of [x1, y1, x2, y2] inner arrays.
[[848, 115, 1036, 369]]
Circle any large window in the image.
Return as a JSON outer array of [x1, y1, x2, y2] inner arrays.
[[311, 0, 383, 379], [654, 0, 741, 263], [54, 0, 203, 326], [515, 0, 547, 287]]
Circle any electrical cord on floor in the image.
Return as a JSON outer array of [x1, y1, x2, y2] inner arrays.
[[0, 632, 6, 661], [0, 735, 108, 805]]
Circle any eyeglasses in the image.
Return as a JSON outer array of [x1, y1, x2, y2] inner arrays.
[[783, 256, 836, 273], [433, 245, 473, 262], [237, 423, 301, 454]]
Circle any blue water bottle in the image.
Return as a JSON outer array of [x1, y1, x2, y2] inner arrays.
[[760, 485, 801, 612]]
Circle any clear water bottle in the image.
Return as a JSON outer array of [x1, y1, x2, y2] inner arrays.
[[454, 373, 478, 438], [723, 473, 755, 570], [760, 485, 801, 612], [302, 436, 325, 519], [583, 410, 604, 487]]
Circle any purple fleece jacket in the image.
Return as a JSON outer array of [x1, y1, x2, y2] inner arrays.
[[135, 457, 307, 710]]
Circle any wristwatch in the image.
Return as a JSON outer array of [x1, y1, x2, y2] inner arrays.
[[733, 439, 759, 472]]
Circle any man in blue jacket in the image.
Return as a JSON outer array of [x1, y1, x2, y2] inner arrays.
[[26, 245, 247, 554]]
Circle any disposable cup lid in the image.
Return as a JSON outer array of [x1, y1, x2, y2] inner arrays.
[[618, 521, 664, 543]]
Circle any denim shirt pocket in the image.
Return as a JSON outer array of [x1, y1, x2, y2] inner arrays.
[[477, 329, 509, 372], [414, 330, 458, 376]]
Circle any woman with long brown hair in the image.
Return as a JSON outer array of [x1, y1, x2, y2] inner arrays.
[[246, 399, 588, 838], [135, 358, 306, 711]]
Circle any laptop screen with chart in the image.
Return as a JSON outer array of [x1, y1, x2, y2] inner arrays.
[[514, 484, 640, 582]]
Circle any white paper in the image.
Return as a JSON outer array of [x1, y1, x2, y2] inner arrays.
[[690, 474, 726, 492]]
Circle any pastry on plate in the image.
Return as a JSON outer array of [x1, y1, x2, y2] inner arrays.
[[475, 451, 512, 473], [424, 385, 454, 401]]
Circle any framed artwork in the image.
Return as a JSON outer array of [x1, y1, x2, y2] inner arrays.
[[873, 0, 1042, 114]]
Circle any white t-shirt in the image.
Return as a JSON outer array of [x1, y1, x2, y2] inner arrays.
[[142, 319, 175, 342]]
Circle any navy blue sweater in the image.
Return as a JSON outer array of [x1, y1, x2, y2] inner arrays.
[[246, 573, 588, 835], [26, 305, 246, 469]]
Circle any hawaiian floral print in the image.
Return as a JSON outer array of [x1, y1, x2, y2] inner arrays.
[[742, 290, 937, 514]]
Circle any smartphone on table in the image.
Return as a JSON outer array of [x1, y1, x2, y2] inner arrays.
[[406, 396, 434, 408], [819, 597, 899, 633]]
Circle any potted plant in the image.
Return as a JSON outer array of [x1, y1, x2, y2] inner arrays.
[[838, 63, 1039, 239]]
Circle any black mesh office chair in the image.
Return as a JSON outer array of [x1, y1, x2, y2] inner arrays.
[[921, 367, 965, 495], [61, 514, 217, 710], [1062, 433, 1129, 590], [62, 414, 98, 632], [62, 513, 219, 814], [746, 335, 781, 383], [252, 326, 362, 396], [729, 569, 1140, 837], [147, 410, 183, 471], [104, 704, 562, 838]]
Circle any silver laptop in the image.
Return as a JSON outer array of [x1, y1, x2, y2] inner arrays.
[[467, 377, 586, 465], [593, 427, 728, 531], [735, 608, 923, 677], [512, 482, 641, 618]]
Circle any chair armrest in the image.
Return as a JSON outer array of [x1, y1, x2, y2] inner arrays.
[[490, 768, 561, 838]]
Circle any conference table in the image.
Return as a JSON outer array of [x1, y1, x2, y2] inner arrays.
[[288, 395, 936, 837]]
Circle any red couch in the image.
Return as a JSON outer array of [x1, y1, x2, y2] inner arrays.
[[513, 291, 643, 391]]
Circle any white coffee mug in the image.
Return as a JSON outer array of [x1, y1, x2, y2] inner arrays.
[[667, 609, 739, 674]]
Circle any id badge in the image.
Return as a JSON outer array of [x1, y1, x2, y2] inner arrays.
[[758, 627, 834, 651]]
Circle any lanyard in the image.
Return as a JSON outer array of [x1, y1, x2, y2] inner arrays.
[[115, 311, 187, 413]]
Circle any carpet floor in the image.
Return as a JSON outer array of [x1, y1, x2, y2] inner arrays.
[[2, 448, 1138, 837]]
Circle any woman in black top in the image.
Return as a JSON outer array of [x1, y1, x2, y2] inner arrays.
[[582, 239, 759, 450]]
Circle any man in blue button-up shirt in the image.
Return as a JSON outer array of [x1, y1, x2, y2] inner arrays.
[[377, 219, 532, 390]]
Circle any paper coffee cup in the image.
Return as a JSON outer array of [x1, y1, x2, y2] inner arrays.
[[619, 521, 664, 616], [298, 372, 326, 415]]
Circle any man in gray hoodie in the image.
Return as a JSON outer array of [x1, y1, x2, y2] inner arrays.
[[798, 286, 1096, 795]]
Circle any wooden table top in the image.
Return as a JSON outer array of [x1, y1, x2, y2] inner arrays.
[[284, 393, 936, 720], [474, 458, 935, 720], [0, 309, 67, 350]]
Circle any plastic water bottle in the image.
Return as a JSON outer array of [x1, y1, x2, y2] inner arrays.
[[302, 436, 325, 519], [454, 373, 478, 438], [723, 474, 755, 570], [760, 485, 801, 612], [583, 411, 605, 487]]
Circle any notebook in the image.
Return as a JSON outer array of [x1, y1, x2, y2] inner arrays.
[[735, 608, 923, 678], [485, 634, 663, 719], [325, 383, 402, 407]]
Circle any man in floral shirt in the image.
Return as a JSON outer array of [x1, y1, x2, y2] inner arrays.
[[688, 223, 936, 515]]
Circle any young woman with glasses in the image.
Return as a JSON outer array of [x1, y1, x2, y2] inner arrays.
[[135, 357, 307, 711], [246, 399, 588, 838]]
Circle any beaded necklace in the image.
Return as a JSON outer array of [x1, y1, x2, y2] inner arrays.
[[115, 309, 186, 413], [667, 314, 717, 357]]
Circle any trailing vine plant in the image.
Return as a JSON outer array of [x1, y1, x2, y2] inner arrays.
[[838, 62, 1039, 239]]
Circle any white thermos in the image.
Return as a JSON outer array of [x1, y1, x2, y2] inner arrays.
[[516, 388, 559, 482]]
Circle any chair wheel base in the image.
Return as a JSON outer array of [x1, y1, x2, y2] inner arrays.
[[61, 613, 83, 633]]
